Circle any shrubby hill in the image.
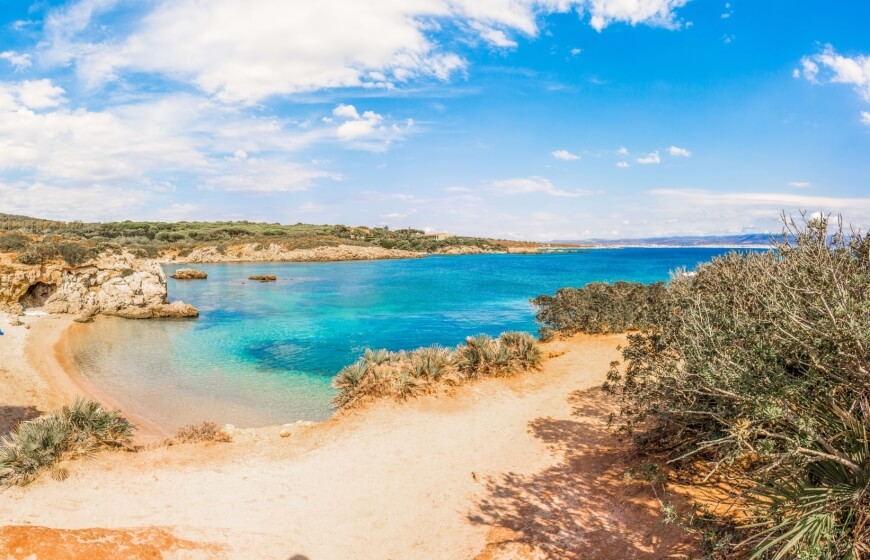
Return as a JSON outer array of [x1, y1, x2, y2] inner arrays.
[[0, 213, 528, 265]]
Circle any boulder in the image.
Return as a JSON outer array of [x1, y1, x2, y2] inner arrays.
[[170, 268, 208, 280], [249, 275, 277, 282]]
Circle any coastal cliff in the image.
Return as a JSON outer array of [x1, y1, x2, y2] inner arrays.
[[171, 243, 423, 264], [0, 252, 197, 319]]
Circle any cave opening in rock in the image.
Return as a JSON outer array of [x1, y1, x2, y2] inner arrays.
[[19, 282, 57, 309]]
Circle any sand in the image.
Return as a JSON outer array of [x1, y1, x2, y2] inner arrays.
[[0, 320, 697, 559]]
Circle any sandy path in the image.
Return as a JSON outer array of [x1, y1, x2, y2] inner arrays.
[[0, 333, 696, 559]]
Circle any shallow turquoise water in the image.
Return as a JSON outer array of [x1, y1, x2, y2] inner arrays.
[[70, 249, 749, 430]]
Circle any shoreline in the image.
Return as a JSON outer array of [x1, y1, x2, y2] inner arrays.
[[11, 314, 171, 443]]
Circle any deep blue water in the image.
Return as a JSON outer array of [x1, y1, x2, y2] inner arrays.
[[69, 249, 752, 430]]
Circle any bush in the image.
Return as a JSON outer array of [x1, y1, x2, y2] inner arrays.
[[603, 215, 870, 558], [0, 399, 133, 486], [172, 422, 231, 444], [0, 233, 29, 252], [332, 332, 542, 409], [532, 281, 667, 335]]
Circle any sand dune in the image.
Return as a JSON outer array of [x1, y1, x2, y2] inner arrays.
[[0, 319, 695, 559]]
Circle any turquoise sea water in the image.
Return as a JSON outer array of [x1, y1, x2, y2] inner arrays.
[[69, 249, 751, 430]]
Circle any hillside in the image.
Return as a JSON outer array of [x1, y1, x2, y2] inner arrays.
[[0, 213, 544, 265]]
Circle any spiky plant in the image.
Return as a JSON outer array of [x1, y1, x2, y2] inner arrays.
[[362, 348, 390, 367], [63, 398, 133, 453], [395, 370, 422, 400], [455, 334, 498, 377], [0, 416, 70, 485], [331, 361, 369, 407], [498, 331, 542, 371], [742, 399, 870, 559], [410, 346, 452, 380]]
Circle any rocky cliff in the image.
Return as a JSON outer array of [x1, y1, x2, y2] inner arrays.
[[0, 252, 197, 320], [170, 243, 423, 264]]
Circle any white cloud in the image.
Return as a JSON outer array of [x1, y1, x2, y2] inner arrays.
[[667, 145, 691, 157], [617, 146, 629, 155], [652, 189, 870, 215], [616, 161, 629, 168], [799, 45, 870, 101], [551, 149, 580, 161], [0, 181, 153, 221], [0, 51, 32, 70], [862, 111, 870, 126], [636, 150, 661, 164], [488, 176, 591, 197], [329, 104, 414, 150], [42, 0, 693, 103], [788, 181, 812, 189], [570, 48, 583, 56], [206, 158, 340, 192], [470, 22, 518, 48], [0, 79, 67, 110], [587, 0, 689, 32]]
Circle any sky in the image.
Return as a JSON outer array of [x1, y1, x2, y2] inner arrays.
[[0, 0, 867, 240]]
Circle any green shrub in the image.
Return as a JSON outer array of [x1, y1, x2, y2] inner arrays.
[[172, 422, 231, 444], [532, 281, 667, 335], [602, 215, 870, 558], [0, 399, 133, 486], [0, 233, 29, 252]]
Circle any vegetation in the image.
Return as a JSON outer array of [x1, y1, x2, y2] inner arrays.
[[0, 213, 509, 263], [0, 399, 134, 486], [333, 332, 542, 409], [171, 422, 232, 444], [532, 281, 667, 337], [540, 215, 870, 558]]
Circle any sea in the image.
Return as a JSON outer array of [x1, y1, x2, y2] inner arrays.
[[68, 248, 754, 431]]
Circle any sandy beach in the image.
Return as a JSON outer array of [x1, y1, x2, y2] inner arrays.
[[0, 319, 697, 559]]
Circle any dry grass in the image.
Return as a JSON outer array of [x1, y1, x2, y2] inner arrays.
[[170, 422, 232, 444]]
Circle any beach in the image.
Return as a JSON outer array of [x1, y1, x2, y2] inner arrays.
[[0, 318, 695, 559]]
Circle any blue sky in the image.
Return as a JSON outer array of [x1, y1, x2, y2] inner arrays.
[[0, 0, 867, 239]]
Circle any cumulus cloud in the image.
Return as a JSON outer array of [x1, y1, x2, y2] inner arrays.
[[862, 111, 870, 126], [0, 51, 32, 70], [329, 104, 414, 151], [616, 161, 629, 168], [636, 150, 661, 164], [488, 176, 591, 197], [41, 0, 693, 103], [0, 182, 153, 221], [0, 79, 67, 110], [667, 145, 691, 157], [798, 45, 870, 101], [551, 149, 580, 161], [617, 146, 629, 155], [586, 0, 689, 32]]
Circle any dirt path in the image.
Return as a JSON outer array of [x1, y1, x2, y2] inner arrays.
[[0, 334, 697, 559]]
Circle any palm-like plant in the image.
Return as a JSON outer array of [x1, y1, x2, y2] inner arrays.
[[743, 399, 870, 559]]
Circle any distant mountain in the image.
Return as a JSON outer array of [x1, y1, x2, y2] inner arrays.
[[555, 233, 776, 247]]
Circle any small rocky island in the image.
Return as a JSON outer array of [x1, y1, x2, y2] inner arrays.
[[249, 275, 277, 282], [171, 268, 208, 280]]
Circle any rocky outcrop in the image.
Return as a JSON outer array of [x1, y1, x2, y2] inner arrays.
[[0, 252, 197, 319], [171, 268, 208, 280], [248, 275, 277, 282], [436, 245, 489, 255], [173, 243, 423, 264]]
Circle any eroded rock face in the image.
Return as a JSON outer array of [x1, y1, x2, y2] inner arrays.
[[0, 252, 197, 319], [175, 243, 423, 264]]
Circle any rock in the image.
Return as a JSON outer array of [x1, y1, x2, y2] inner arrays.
[[224, 424, 236, 436], [279, 425, 292, 438], [181, 243, 423, 264], [170, 268, 208, 280], [248, 275, 277, 282], [0, 251, 199, 320]]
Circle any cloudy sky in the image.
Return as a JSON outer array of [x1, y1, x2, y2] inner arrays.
[[0, 0, 867, 239]]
